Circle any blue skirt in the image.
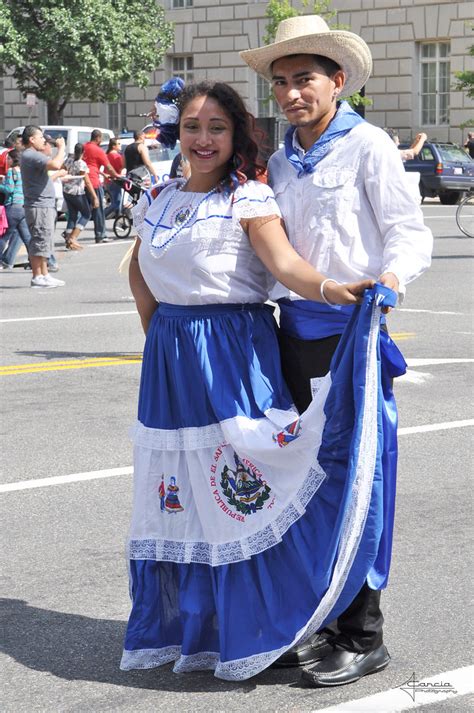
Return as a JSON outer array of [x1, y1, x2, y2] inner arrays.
[[121, 292, 401, 680]]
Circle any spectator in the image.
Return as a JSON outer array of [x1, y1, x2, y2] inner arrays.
[[0, 149, 31, 270], [385, 128, 427, 162], [0, 133, 23, 178], [82, 129, 119, 243], [124, 130, 158, 186], [464, 131, 474, 159], [20, 125, 65, 288], [62, 142, 98, 250], [169, 152, 191, 180], [104, 138, 124, 218]]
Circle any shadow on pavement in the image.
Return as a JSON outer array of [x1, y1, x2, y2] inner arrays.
[[0, 598, 302, 692]]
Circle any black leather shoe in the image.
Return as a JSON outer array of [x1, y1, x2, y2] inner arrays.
[[300, 644, 390, 686], [271, 633, 334, 668]]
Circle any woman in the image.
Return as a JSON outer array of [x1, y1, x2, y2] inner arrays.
[[104, 137, 124, 218], [62, 143, 97, 250], [0, 149, 31, 269], [121, 81, 380, 680]]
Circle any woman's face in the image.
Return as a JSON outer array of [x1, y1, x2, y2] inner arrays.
[[179, 95, 234, 185]]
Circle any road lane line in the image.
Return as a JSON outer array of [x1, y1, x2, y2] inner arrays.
[[398, 308, 464, 315], [314, 665, 473, 712], [1, 420, 473, 494], [0, 310, 137, 324], [0, 355, 142, 375], [406, 358, 474, 366], [0, 467, 133, 493], [398, 419, 474, 435]]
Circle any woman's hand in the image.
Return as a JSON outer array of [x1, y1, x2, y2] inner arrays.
[[323, 278, 375, 305]]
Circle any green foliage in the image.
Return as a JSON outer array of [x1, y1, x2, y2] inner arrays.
[[263, 0, 371, 108], [453, 27, 474, 101], [0, 0, 174, 122]]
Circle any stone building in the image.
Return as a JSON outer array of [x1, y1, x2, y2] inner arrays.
[[1, 0, 473, 146]]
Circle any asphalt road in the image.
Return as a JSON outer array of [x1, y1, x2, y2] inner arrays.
[[1, 205, 473, 712]]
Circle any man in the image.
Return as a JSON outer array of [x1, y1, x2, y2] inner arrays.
[[386, 128, 428, 161], [82, 129, 119, 243], [20, 125, 66, 288], [241, 15, 432, 687], [464, 131, 474, 159], [124, 130, 158, 189]]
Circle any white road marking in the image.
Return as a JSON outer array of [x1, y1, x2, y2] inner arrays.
[[314, 665, 473, 712], [406, 358, 474, 366], [398, 419, 474, 435], [1, 420, 473, 494], [0, 467, 133, 493], [397, 370, 433, 384], [0, 310, 137, 324], [398, 308, 463, 315]]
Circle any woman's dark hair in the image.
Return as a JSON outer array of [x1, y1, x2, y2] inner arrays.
[[73, 143, 84, 161], [107, 138, 119, 153], [8, 148, 20, 168], [177, 81, 266, 191]]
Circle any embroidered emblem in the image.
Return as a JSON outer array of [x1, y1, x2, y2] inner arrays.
[[272, 418, 302, 447], [219, 451, 271, 516], [158, 474, 184, 513], [174, 207, 191, 226]]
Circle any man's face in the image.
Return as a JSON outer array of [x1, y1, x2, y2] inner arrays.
[[271, 55, 344, 128], [29, 129, 47, 152]]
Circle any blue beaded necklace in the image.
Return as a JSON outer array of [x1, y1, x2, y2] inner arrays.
[[150, 180, 220, 256]]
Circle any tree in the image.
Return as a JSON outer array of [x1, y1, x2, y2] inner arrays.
[[263, 0, 371, 111], [0, 0, 174, 124]]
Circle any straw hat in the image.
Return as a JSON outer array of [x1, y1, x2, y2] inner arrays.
[[240, 15, 372, 97]]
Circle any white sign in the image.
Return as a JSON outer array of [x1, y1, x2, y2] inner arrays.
[[26, 93, 36, 108]]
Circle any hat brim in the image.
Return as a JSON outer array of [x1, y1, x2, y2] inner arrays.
[[240, 30, 372, 97]]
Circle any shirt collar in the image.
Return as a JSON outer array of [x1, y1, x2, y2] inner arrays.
[[291, 130, 305, 157]]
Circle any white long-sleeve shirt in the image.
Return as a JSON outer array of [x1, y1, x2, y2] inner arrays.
[[268, 122, 433, 300]]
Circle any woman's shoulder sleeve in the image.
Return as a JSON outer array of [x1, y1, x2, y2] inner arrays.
[[131, 189, 155, 238], [232, 180, 281, 221]]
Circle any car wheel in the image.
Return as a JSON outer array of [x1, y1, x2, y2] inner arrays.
[[438, 191, 462, 205]]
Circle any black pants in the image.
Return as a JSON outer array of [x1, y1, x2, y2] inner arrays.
[[278, 330, 384, 653]]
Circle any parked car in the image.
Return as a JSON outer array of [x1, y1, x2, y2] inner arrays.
[[5, 125, 115, 156], [400, 141, 474, 204]]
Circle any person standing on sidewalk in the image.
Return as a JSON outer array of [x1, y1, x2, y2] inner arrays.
[[82, 129, 119, 242], [241, 15, 432, 686], [20, 126, 65, 289], [0, 149, 31, 270]]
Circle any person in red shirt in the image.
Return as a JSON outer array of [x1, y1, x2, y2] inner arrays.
[[82, 129, 119, 243], [0, 133, 22, 177], [104, 137, 124, 219]]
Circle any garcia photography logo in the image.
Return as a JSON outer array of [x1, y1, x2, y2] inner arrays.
[[399, 672, 457, 702]]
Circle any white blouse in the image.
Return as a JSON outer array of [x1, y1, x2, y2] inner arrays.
[[133, 179, 280, 305]]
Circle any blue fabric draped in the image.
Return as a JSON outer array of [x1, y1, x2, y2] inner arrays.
[[284, 100, 365, 177], [279, 298, 355, 340], [122, 285, 405, 678]]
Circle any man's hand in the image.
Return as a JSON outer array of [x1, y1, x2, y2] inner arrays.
[[378, 272, 399, 313], [55, 137, 66, 149]]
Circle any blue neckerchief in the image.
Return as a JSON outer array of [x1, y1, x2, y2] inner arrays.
[[284, 100, 365, 177]]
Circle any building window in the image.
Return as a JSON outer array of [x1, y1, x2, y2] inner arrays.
[[420, 42, 450, 125], [171, 56, 194, 82], [107, 82, 127, 133], [171, 0, 193, 9], [256, 75, 276, 118]]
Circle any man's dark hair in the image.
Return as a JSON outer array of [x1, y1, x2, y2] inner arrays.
[[21, 124, 42, 146], [272, 53, 342, 78], [91, 129, 102, 141], [133, 130, 143, 140]]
